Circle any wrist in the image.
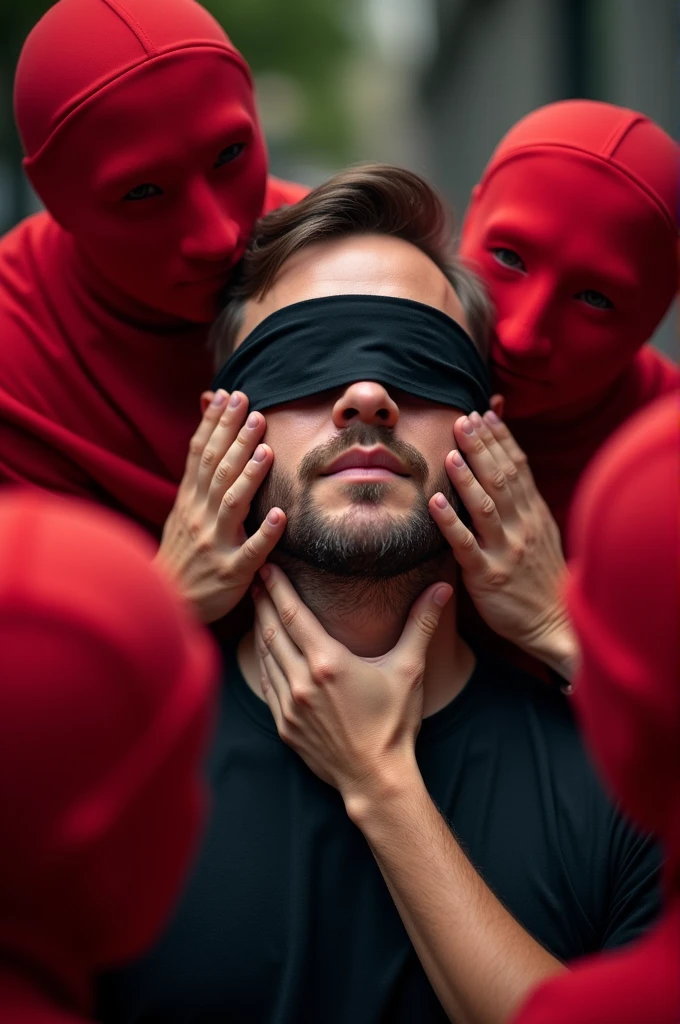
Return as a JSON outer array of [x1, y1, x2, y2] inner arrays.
[[343, 751, 425, 831], [525, 616, 580, 683]]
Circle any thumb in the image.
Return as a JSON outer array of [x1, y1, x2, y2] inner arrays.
[[394, 582, 453, 664]]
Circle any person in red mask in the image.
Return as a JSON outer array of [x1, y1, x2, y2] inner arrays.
[[0, 490, 217, 1023], [460, 100, 679, 536], [0, 0, 306, 533], [511, 392, 680, 1024]]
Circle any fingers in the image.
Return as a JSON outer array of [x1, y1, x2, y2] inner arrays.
[[429, 491, 488, 574], [195, 391, 260, 500], [228, 505, 287, 578], [469, 412, 529, 512], [180, 389, 230, 498], [255, 621, 285, 732], [213, 440, 273, 532], [258, 563, 339, 663], [206, 408, 268, 514], [394, 582, 452, 666], [442, 442, 505, 547], [481, 411, 539, 502], [452, 414, 518, 521]]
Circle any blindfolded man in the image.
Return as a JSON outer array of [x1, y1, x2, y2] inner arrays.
[[98, 166, 660, 1024]]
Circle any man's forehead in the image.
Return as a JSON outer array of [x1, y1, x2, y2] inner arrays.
[[234, 234, 468, 350]]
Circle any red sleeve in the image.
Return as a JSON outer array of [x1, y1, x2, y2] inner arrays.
[[263, 175, 310, 213], [512, 904, 680, 1024]]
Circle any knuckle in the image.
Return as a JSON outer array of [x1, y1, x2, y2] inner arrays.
[[490, 470, 506, 491], [200, 448, 218, 469], [485, 563, 510, 587], [187, 517, 205, 543], [290, 682, 311, 707], [479, 496, 497, 518], [417, 610, 440, 638], [459, 530, 477, 553], [188, 437, 204, 460], [213, 461, 233, 486], [279, 602, 299, 630], [261, 625, 278, 649], [514, 449, 529, 469], [310, 656, 336, 685], [222, 488, 240, 512], [240, 537, 261, 562], [401, 659, 425, 687], [504, 463, 519, 483]]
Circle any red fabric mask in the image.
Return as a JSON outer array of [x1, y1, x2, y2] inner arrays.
[[460, 100, 678, 421], [511, 393, 680, 1024], [0, 491, 217, 1022], [0, 0, 307, 531], [567, 392, 680, 881], [15, 0, 268, 323]]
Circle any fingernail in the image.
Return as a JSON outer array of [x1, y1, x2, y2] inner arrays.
[[210, 390, 227, 408], [484, 410, 500, 425], [259, 564, 272, 580], [433, 585, 452, 607], [461, 417, 474, 435], [450, 450, 465, 468], [247, 412, 260, 429], [470, 411, 484, 430], [266, 510, 280, 526], [252, 444, 267, 462], [433, 492, 448, 509], [228, 392, 242, 409]]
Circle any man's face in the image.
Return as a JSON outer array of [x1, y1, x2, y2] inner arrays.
[[238, 235, 469, 576]]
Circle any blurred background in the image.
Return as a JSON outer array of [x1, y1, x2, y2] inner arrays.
[[0, 0, 676, 353]]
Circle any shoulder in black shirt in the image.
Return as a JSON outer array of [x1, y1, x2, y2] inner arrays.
[[98, 646, 660, 1024]]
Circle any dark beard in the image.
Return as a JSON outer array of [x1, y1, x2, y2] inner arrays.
[[247, 423, 459, 578]]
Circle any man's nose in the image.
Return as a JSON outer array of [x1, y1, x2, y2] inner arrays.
[[332, 381, 400, 429], [180, 177, 241, 262], [496, 281, 554, 360]]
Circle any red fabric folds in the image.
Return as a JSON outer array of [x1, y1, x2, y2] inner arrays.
[[460, 100, 679, 535], [1, 0, 307, 533], [513, 393, 680, 1024], [0, 490, 217, 1022]]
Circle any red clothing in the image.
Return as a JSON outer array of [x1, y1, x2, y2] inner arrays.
[[1, 0, 307, 533], [512, 345, 679, 536], [513, 393, 680, 1024], [0, 491, 217, 1022], [515, 900, 680, 1024], [460, 100, 678, 536]]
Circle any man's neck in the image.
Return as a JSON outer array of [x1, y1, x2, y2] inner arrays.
[[238, 555, 476, 718]]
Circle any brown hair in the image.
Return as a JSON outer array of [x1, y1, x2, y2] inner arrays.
[[210, 163, 492, 368]]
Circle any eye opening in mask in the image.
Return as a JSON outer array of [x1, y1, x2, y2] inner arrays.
[[575, 289, 614, 311], [490, 247, 526, 272], [214, 142, 247, 168], [122, 183, 164, 202]]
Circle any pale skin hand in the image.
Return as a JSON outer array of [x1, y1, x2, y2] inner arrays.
[[429, 410, 579, 682], [254, 565, 564, 1024], [253, 563, 452, 801], [154, 389, 287, 624]]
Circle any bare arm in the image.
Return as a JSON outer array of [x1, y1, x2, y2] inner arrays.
[[254, 568, 564, 1024]]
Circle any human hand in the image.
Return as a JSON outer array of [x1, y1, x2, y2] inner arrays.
[[252, 564, 452, 811], [429, 411, 578, 680], [156, 389, 287, 623]]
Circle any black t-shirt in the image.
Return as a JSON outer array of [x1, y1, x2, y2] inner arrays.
[[98, 645, 660, 1024]]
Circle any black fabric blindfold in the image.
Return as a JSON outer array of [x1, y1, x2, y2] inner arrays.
[[212, 295, 491, 414]]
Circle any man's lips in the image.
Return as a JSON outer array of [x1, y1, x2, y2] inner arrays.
[[320, 446, 409, 478]]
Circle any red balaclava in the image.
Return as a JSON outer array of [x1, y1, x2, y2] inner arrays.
[[460, 101, 679, 535], [0, 0, 307, 531], [0, 491, 217, 1023], [512, 392, 680, 1024]]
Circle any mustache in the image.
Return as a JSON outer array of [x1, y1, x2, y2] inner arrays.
[[297, 424, 429, 485]]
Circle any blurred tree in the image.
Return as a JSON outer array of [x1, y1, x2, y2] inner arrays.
[[0, 0, 354, 231]]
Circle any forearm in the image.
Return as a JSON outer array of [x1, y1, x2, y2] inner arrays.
[[346, 762, 565, 1024]]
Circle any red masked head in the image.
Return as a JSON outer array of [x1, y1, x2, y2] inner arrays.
[[460, 101, 678, 419], [14, 0, 269, 323], [0, 492, 217, 993], [566, 393, 680, 884]]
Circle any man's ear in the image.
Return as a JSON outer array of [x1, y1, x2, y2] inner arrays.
[[200, 391, 214, 415], [490, 393, 505, 420]]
